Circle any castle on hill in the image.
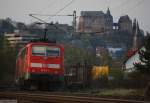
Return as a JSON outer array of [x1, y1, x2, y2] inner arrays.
[[77, 8, 144, 59], [78, 8, 132, 34]]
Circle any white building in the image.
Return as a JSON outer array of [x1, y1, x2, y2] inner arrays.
[[4, 32, 40, 48], [125, 47, 144, 72]]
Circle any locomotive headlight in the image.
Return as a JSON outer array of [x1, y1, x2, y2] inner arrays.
[[48, 64, 60, 69], [31, 63, 42, 68]]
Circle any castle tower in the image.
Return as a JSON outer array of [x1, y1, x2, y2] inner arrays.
[[105, 8, 113, 32], [132, 19, 144, 50], [107, 8, 111, 15], [132, 19, 138, 50], [118, 15, 132, 34]]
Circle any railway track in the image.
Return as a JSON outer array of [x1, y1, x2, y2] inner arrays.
[[0, 91, 145, 103]]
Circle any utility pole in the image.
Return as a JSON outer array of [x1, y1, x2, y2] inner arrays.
[[44, 28, 48, 40], [73, 10, 77, 33]]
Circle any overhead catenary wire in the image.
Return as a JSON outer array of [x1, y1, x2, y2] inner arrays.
[[28, 14, 73, 17], [37, 0, 60, 15], [29, 14, 48, 24], [47, 0, 75, 21], [124, 0, 145, 14], [29, 0, 76, 35], [44, 0, 58, 10], [110, 0, 145, 23], [110, 0, 145, 17], [29, 0, 58, 22], [111, 0, 132, 10], [29, 14, 71, 35]]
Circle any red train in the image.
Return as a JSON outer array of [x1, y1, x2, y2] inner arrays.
[[15, 41, 64, 90]]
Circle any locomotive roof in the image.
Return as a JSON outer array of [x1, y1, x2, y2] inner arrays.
[[25, 41, 64, 48], [30, 39, 56, 43], [27, 42, 61, 46], [27, 39, 58, 46]]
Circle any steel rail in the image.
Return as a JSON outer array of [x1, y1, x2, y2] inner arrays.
[[0, 92, 144, 103]]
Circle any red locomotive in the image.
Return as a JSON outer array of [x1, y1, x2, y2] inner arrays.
[[15, 41, 64, 90]]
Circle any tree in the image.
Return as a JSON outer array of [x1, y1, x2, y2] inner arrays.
[[64, 45, 96, 66], [100, 51, 112, 66], [0, 36, 16, 82], [0, 18, 15, 34], [17, 22, 27, 31], [134, 32, 150, 101], [134, 32, 150, 75]]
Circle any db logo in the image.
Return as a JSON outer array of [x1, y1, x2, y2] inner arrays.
[[42, 64, 47, 68]]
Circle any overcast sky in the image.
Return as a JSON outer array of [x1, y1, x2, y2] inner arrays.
[[0, 0, 149, 32]]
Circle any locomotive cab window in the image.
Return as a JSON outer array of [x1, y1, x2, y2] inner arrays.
[[32, 45, 60, 57], [32, 46, 45, 56], [46, 47, 60, 57]]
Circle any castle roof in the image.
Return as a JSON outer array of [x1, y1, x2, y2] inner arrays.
[[107, 8, 111, 15], [81, 11, 105, 17], [119, 15, 131, 23]]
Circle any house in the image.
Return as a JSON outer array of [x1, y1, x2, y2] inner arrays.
[[124, 47, 144, 72]]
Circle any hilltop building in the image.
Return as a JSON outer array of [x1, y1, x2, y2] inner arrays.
[[118, 15, 132, 34], [77, 9, 133, 35], [78, 8, 113, 33], [77, 9, 144, 60]]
